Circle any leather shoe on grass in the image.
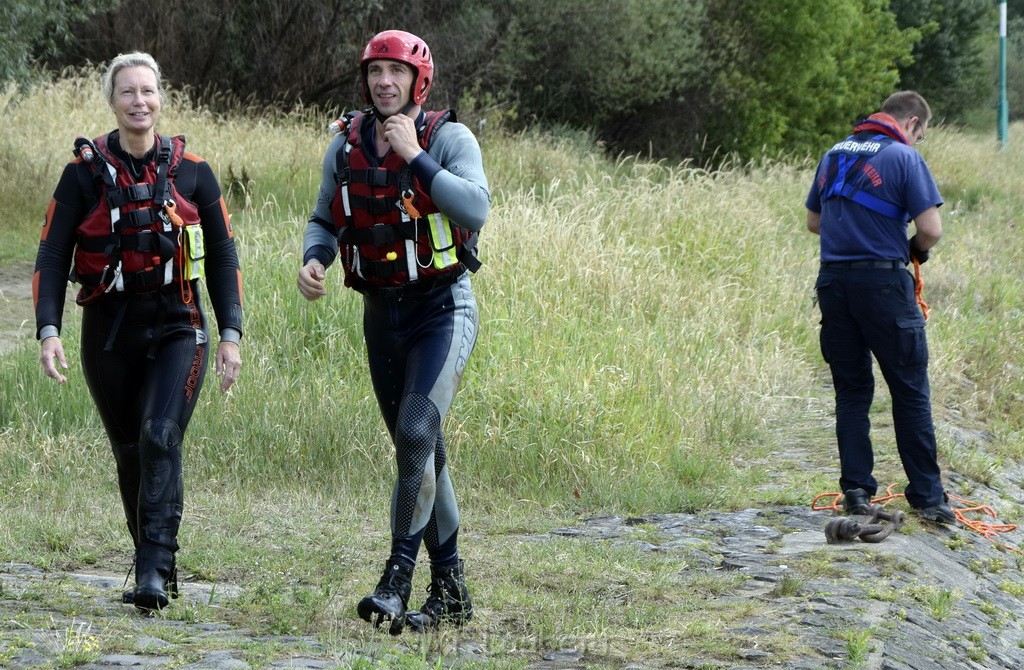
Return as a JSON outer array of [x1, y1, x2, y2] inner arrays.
[[842, 488, 872, 515], [915, 500, 957, 525]]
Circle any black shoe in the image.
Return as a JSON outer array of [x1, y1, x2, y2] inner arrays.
[[124, 560, 177, 606], [915, 497, 957, 525], [406, 560, 474, 633], [133, 545, 176, 611], [842, 488, 872, 515], [357, 559, 414, 635]]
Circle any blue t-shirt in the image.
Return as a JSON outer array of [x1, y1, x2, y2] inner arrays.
[[806, 136, 942, 263]]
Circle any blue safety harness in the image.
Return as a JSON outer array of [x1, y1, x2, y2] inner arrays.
[[822, 134, 909, 222]]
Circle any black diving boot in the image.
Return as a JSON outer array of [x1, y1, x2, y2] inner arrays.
[[133, 544, 176, 611], [130, 418, 183, 612], [357, 559, 414, 635], [405, 560, 473, 632]]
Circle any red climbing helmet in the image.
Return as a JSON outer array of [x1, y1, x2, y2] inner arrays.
[[360, 30, 433, 106]]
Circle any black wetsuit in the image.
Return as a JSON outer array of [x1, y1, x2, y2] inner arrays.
[[366, 272, 478, 566], [303, 114, 489, 569], [34, 131, 243, 562]]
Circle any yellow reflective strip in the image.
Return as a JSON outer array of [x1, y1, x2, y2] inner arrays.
[[184, 226, 205, 280], [430, 213, 452, 248], [429, 213, 457, 269]]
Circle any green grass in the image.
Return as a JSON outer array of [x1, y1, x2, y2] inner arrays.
[[906, 583, 962, 621], [839, 626, 875, 668], [4, 69, 1024, 666]]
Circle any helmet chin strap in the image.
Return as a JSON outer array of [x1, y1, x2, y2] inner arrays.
[[372, 100, 417, 124]]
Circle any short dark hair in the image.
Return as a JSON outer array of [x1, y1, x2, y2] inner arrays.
[[881, 91, 931, 124]]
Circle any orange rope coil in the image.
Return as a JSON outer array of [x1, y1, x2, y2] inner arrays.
[[912, 257, 929, 320], [812, 483, 1020, 552]]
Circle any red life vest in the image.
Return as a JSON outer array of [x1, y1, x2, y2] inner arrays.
[[329, 109, 479, 292], [72, 132, 201, 305]]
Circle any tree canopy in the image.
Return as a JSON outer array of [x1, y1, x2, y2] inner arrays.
[[890, 0, 993, 121], [0, 0, 118, 84], [7, 0, 1000, 163]]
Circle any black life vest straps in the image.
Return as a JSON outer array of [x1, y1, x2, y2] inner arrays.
[[418, 109, 454, 145], [106, 183, 155, 209], [79, 138, 119, 200], [459, 232, 483, 273], [152, 135, 174, 206], [338, 220, 418, 246], [74, 266, 169, 292], [346, 194, 397, 216], [80, 134, 174, 209], [359, 257, 404, 280], [76, 229, 178, 259], [343, 167, 399, 188], [115, 206, 162, 229]]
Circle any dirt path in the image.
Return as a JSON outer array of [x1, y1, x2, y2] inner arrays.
[[0, 260, 35, 354]]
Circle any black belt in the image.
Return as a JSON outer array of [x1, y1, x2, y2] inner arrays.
[[355, 268, 465, 299], [822, 260, 905, 270]]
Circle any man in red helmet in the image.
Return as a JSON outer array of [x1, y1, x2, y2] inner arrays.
[[297, 30, 489, 634]]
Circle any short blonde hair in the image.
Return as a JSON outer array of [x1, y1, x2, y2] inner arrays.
[[102, 52, 163, 103]]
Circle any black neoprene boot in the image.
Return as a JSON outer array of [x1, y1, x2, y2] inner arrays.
[[357, 559, 414, 635], [132, 544, 177, 611], [128, 419, 184, 612], [405, 560, 473, 632]]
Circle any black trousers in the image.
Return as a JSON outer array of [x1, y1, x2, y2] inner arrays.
[[815, 265, 944, 509]]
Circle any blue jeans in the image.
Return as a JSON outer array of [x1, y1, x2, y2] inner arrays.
[[815, 265, 945, 508]]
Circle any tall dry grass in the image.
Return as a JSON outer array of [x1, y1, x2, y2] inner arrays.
[[2, 68, 1024, 546]]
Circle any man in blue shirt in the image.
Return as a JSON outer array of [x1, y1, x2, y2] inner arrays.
[[805, 91, 954, 524]]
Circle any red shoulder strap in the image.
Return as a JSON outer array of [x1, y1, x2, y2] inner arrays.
[[418, 109, 455, 149]]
